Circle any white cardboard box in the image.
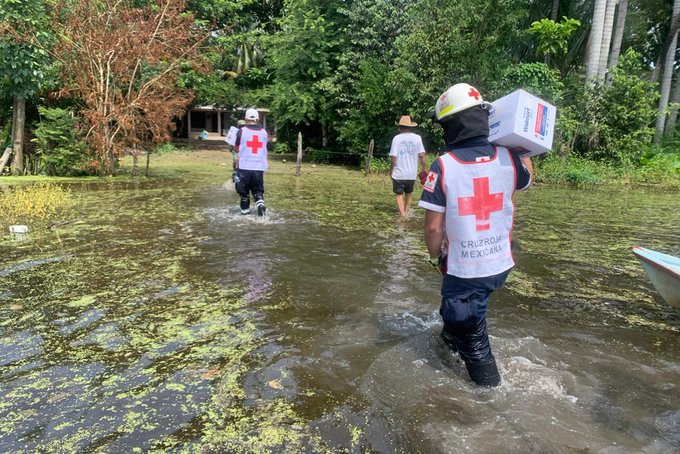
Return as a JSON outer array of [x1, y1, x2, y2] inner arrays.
[[224, 126, 239, 146], [488, 89, 556, 157], [9, 225, 28, 234]]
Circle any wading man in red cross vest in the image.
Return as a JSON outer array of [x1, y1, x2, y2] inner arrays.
[[418, 83, 533, 387], [234, 108, 269, 217]]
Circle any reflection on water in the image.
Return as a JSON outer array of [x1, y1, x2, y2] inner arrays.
[[0, 179, 679, 452]]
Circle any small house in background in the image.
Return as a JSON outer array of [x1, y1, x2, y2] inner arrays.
[[174, 106, 271, 140]]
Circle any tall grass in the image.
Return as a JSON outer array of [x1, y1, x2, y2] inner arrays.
[[0, 182, 74, 226], [535, 153, 680, 188]]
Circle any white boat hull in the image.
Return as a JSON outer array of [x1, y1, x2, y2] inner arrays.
[[633, 246, 680, 309]]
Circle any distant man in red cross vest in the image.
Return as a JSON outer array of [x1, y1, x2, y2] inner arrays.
[[234, 108, 269, 216], [419, 83, 533, 387]]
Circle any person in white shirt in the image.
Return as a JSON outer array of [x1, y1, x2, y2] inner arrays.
[[389, 115, 428, 220]]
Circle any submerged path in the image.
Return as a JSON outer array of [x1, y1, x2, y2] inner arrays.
[[1, 156, 679, 452]]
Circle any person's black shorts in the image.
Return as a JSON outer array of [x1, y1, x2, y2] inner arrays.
[[392, 178, 415, 194]]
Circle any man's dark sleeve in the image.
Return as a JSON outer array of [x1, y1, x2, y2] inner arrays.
[[235, 129, 243, 147], [510, 152, 531, 190]]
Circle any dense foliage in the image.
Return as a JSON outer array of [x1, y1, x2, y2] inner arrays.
[[31, 107, 88, 176], [0, 0, 678, 182]]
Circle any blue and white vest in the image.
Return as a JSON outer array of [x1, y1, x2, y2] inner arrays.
[[440, 147, 516, 278]]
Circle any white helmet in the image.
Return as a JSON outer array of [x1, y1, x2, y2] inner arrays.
[[245, 108, 259, 121], [434, 83, 488, 121]]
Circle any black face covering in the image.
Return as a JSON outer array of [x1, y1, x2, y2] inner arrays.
[[441, 105, 490, 145]]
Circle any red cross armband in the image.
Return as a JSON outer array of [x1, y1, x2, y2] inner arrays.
[[419, 170, 428, 185]]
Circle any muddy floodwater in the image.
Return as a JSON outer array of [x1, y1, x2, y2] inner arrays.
[[1, 160, 679, 452]]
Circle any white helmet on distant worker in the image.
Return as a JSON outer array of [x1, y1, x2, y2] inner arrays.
[[434, 83, 489, 122], [245, 108, 259, 121]]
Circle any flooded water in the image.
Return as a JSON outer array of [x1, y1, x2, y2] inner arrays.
[[1, 168, 679, 453]]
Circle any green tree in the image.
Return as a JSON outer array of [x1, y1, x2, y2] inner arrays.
[[338, 58, 414, 156], [393, 0, 530, 115], [182, 0, 282, 126], [268, 0, 342, 147], [186, 0, 282, 29], [631, 0, 673, 73], [498, 63, 565, 105], [575, 50, 658, 165], [333, 0, 410, 156], [529, 17, 581, 66], [32, 107, 88, 176], [0, 0, 51, 175]]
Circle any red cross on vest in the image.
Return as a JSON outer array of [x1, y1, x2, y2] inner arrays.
[[428, 173, 436, 183], [246, 135, 264, 154], [468, 87, 480, 100], [457, 177, 503, 231]]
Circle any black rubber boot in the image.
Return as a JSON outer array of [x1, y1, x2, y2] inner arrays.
[[440, 327, 458, 354], [255, 198, 266, 217], [240, 196, 250, 214], [465, 358, 501, 387]]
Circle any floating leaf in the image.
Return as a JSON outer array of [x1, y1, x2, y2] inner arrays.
[[267, 379, 283, 390]]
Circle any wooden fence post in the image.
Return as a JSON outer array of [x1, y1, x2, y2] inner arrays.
[[364, 139, 374, 175], [296, 132, 303, 176], [145, 146, 151, 177]]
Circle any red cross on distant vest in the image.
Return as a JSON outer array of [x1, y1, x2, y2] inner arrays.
[[468, 87, 480, 100], [428, 173, 436, 183], [246, 135, 264, 154], [457, 177, 503, 231]]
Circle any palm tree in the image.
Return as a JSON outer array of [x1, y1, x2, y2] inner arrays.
[[235, 40, 263, 75], [654, 0, 680, 143], [544, 0, 561, 65], [597, 0, 617, 79], [585, 0, 607, 85], [665, 76, 680, 136], [607, 0, 627, 71], [225, 21, 265, 78], [550, 0, 560, 21], [651, 14, 680, 84]]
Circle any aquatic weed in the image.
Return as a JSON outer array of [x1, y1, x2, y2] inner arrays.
[[0, 182, 74, 227]]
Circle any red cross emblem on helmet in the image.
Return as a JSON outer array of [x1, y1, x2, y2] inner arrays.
[[435, 83, 485, 121]]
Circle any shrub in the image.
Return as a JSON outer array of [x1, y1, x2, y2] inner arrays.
[[0, 182, 74, 226], [496, 62, 564, 105], [32, 107, 89, 176], [307, 148, 331, 163], [361, 156, 391, 174], [154, 142, 182, 155], [534, 153, 568, 184], [635, 143, 680, 186], [273, 142, 290, 154], [528, 17, 581, 66], [536, 154, 604, 186], [571, 50, 658, 166], [565, 166, 602, 186], [358, 152, 439, 175]]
